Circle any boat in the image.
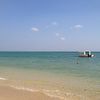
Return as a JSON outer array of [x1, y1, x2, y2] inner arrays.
[[79, 50, 94, 57]]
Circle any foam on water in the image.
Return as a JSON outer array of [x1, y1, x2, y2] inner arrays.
[[0, 77, 7, 80], [8, 85, 87, 100], [9, 85, 39, 92]]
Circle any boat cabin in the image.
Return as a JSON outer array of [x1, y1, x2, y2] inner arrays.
[[79, 50, 94, 57]]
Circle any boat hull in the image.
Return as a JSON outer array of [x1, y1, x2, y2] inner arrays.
[[79, 54, 94, 57]]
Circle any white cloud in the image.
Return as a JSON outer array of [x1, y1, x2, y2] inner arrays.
[[55, 33, 65, 41], [45, 22, 58, 29], [60, 37, 65, 41], [56, 33, 60, 36], [74, 25, 83, 29], [45, 25, 49, 29], [52, 22, 57, 26], [70, 24, 83, 30], [31, 27, 39, 32]]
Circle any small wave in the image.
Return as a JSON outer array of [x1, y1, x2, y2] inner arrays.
[[42, 89, 64, 100], [9, 85, 64, 100], [42, 89, 86, 100], [0, 77, 7, 80], [9, 85, 85, 100], [9, 85, 39, 92]]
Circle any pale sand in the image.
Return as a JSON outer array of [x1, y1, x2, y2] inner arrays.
[[0, 85, 99, 100], [0, 86, 61, 100]]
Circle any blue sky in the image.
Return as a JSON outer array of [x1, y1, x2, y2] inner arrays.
[[0, 0, 100, 51]]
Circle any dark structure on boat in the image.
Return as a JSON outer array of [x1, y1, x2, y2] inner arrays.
[[79, 50, 94, 57]]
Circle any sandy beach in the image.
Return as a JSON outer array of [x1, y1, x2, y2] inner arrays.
[[1, 84, 97, 100], [0, 84, 99, 100], [0, 85, 62, 100]]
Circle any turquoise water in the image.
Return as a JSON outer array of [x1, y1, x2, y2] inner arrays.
[[0, 52, 99, 79], [0, 52, 100, 99]]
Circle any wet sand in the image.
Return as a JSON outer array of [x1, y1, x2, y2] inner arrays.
[[0, 85, 61, 100], [0, 84, 99, 100]]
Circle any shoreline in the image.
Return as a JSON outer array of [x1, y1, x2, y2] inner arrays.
[[0, 85, 99, 100], [0, 85, 62, 100], [0, 85, 90, 100]]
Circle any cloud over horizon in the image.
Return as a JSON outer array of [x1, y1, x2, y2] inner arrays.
[[31, 27, 39, 32], [60, 37, 65, 41], [74, 24, 83, 28], [51, 22, 58, 26], [70, 24, 83, 30], [56, 33, 60, 37], [46, 21, 58, 29], [55, 33, 66, 41]]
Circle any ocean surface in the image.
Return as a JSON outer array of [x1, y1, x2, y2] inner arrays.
[[0, 52, 100, 100]]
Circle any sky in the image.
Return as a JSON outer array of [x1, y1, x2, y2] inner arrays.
[[0, 0, 100, 51]]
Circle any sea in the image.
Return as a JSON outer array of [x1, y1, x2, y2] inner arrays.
[[0, 51, 100, 100]]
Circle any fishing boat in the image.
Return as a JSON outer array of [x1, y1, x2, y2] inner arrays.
[[79, 50, 94, 57]]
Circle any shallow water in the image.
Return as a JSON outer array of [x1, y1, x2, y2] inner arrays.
[[0, 52, 100, 100]]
